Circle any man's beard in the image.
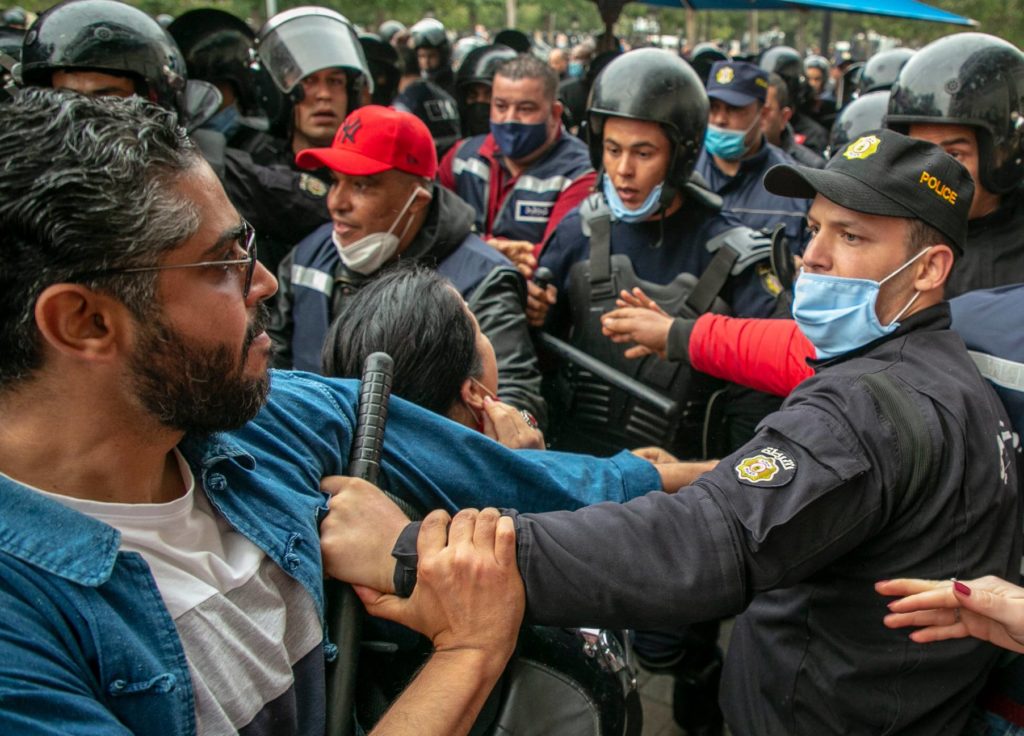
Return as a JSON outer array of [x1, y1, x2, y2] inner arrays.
[[128, 303, 271, 435]]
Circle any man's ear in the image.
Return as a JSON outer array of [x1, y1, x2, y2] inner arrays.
[[551, 99, 565, 126], [33, 284, 128, 364], [408, 185, 433, 215], [781, 105, 794, 126], [915, 244, 954, 293], [459, 377, 488, 411]]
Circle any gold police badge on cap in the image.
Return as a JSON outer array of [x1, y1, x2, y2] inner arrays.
[[715, 66, 735, 84], [843, 135, 881, 161], [735, 447, 796, 487]]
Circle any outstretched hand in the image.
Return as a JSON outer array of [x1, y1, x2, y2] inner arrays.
[[601, 287, 673, 359], [877, 576, 1024, 654]]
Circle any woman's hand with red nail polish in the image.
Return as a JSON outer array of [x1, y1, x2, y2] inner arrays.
[[876, 576, 1024, 654]]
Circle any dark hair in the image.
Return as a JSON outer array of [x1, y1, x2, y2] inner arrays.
[[321, 263, 482, 416], [767, 72, 790, 110], [0, 88, 202, 390], [494, 53, 558, 102], [906, 219, 950, 258]]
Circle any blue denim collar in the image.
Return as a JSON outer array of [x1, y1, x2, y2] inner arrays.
[[0, 433, 254, 587]]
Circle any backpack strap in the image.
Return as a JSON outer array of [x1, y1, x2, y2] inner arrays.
[[859, 372, 935, 506]]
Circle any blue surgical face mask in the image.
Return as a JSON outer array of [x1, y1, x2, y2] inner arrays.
[[602, 174, 665, 223], [792, 247, 932, 360], [490, 120, 549, 160], [203, 103, 240, 140], [568, 61, 584, 78], [703, 115, 760, 161]]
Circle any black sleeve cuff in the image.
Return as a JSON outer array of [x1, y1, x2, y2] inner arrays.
[[391, 522, 421, 598], [666, 317, 696, 363]]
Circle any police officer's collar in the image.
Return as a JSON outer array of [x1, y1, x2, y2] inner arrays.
[[808, 302, 952, 371], [968, 186, 1024, 233]]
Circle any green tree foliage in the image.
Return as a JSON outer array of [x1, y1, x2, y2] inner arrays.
[[11, 0, 1023, 50]]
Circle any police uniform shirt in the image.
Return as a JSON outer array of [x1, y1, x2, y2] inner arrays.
[[696, 139, 811, 251], [509, 303, 1020, 734]]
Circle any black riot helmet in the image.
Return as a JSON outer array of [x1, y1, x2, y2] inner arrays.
[[493, 29, 531, 54], [451, 36, 486, 71], [804, 54, 829, 76], [256, 7, 371, 106], [409, 18, 449, 61], [378, 20, 405, 46], [888, 33, 1024, 194], [454, 43, 516, 136], [686, 42, 728, 86], [826, 89, 888, 158], [857, 47, 912, 95], [359, 34, 401, 106], [169, 9, 282, 122], [588, 48, 708, 191], [455, 43, 517, 91], [759, 45, 807, 109], [20, 0, 188, 116]]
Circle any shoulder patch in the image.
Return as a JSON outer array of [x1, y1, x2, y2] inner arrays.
[[757, 262, 783, 297], [299, 173, 328, 198], [735, 446, 796, 487]]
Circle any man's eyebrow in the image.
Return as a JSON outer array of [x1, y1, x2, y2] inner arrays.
[[604, 137, 658, 151], [939, 136, 972, 148], [200, 223, 246, 259]]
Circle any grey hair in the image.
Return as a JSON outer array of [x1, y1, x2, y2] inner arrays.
[[0, 87, 203, 390]]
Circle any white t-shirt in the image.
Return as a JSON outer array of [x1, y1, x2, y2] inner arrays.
[[19, 451, 323, 735]]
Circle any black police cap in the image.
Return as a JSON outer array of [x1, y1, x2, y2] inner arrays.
[[764, 129, 974, 254]]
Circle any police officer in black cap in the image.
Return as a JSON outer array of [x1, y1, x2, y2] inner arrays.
[[695, 59, 811, 250], [887, 32, 1024, 297], [368, 129, 1018, 735]]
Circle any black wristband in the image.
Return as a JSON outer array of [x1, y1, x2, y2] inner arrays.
[[391, 522, 421, 598]]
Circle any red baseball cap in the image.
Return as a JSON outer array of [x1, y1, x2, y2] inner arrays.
[[295, 105, 437, 179]]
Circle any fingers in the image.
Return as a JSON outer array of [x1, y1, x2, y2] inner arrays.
[[481, 397, 543, 449], [875, 578, 946, 597], [623, 345, 654, 359], [494, 515, 517, 567], [418, 509, 453, 557], [526, 282, 556, 327], [447, 508, 480, 548], [473, 508, 501, 553]]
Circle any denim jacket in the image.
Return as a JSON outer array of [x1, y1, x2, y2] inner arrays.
[[0, 370, 659, 735]]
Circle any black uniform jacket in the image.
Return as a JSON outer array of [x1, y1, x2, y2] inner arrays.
[[512, 303, 1020, 734], [948, 189, 1024, 298]]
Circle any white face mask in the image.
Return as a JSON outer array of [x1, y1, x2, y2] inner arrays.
[[332, 186, 429, 275]]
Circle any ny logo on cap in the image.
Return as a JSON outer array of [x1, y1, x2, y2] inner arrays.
[[843, 135, 881, 160], [340, 117, 362, 144], [715, 66, 735, 84]]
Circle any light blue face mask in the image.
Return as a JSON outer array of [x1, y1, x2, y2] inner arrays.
[[703, 116, 760, 161], [203, 103, 240, 140], [602, 174, 665, 223], [792, 247, 932, 360], [568, 61, 584, 78]]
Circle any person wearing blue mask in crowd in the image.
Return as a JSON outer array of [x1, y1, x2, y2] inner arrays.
[[696, 60, 811, 252], [439, 54, 595, 279], [328, 128, 1020, 736]]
